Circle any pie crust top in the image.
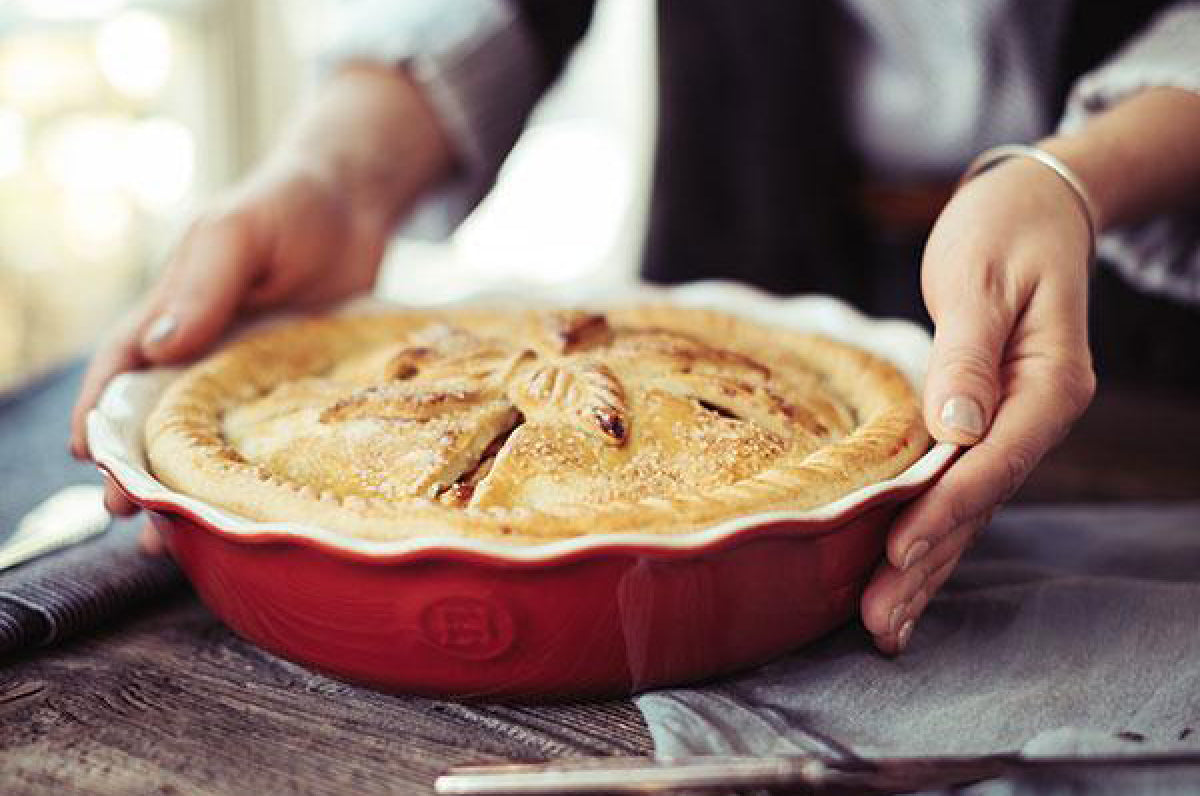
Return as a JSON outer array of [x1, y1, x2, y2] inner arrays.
[[144, 305, 930, 543]]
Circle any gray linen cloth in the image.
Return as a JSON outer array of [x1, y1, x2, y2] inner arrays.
[[636, 503, 1200, 794], [0, 365, 184, 657]]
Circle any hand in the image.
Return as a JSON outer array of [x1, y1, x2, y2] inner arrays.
[[70, 159, 390, 524], [860, 156, 1097, 653], [68, 65, 452, 544]]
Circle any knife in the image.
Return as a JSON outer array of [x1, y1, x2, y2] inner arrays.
[[436, 752, 1200, 794], [0, 484, 110, 572]]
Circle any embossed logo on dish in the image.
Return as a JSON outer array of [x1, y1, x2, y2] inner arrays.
[[419, 596, 515, 660]]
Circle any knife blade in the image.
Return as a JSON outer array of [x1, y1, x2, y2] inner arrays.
[[0, 484, 110, 572], [436, 752, 1200, 794]]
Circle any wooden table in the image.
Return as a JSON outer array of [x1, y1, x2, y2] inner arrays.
[[0, 599, 651, 795], [0, 365, 1195, 795]]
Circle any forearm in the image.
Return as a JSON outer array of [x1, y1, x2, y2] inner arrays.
[[268, 62, 455, 234], [1040, 87, 1200, 232]]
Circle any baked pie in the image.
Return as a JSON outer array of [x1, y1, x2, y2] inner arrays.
[[144, 305, 929, 542]]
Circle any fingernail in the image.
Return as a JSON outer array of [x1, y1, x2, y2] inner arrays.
[[142, 315, 178, 349], [940, 395, 985, 439], [888, 600, 910, 635], [902, 539, 931, 571], [896, 619, 916, 651], [909, 586, 928, 615]]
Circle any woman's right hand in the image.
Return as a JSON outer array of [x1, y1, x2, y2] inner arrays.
[[69, 64, 454, 522]]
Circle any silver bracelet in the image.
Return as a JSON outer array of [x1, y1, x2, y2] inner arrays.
[[959, 144, 1098, 266]]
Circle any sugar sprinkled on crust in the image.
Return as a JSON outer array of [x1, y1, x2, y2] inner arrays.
[[144, 305, 930, 542]]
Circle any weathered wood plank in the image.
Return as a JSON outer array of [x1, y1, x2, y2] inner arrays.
[[0, 596, 652, 796]]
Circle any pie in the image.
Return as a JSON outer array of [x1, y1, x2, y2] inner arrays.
[[144, 304, 929, 542]]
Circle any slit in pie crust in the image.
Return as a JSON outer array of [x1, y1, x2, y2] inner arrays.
[[144, 305, 930, 542]]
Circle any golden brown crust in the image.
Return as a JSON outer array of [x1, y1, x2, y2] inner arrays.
[[144, 304, 930, 543]]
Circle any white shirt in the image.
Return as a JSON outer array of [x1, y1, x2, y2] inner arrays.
[[840, 0, 1071, 180]]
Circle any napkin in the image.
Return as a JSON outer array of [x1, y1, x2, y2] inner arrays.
[[0, 364, 185, 657], [636, 503, 1200, 795]]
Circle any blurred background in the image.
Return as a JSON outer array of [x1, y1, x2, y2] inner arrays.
[[0, 0, 653, 389]]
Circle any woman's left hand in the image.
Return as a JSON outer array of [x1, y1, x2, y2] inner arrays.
[[860, 155, 1097, 653]]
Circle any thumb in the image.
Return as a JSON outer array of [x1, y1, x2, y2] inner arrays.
[[140, 218, 257, 364], [924, 305, 1008, 446]]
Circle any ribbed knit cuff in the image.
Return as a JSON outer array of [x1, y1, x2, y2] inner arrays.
[[320, 0, 545, 236]]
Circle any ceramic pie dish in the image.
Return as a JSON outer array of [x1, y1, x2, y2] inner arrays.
[[88, 281, 955, 700]]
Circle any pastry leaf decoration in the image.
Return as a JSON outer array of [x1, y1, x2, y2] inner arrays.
[[507, 361, 628, 445], [320, 314, 629, 445]]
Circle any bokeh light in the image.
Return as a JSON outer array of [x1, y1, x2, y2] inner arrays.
[[37, 112, 195, 212], [40, 113, 127, 192], [122, 116, 195, 212], [95, 10, 174, 99]]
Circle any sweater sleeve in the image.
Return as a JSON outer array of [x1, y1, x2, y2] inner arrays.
[[319, 0, 551, 235], [1057, 2, 1200, 304]]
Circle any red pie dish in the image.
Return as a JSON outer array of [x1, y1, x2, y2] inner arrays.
[[88, 282, 955, 700]]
